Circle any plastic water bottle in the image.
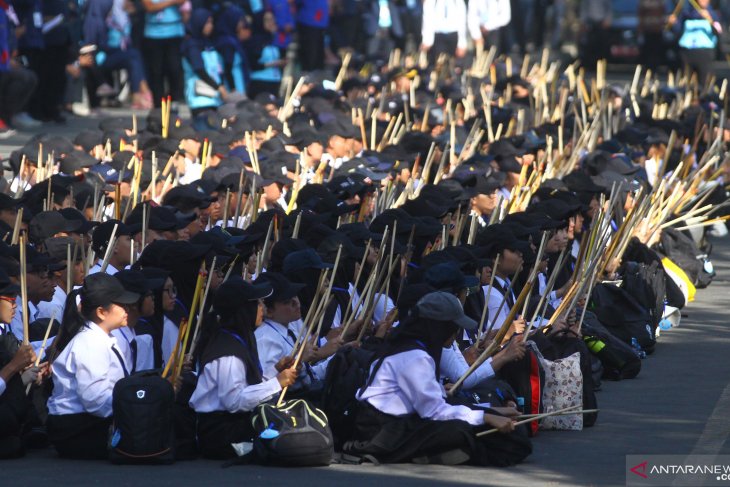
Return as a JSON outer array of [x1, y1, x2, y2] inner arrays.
[[659, 318, 672, 331], [630, 338, 646, 359]]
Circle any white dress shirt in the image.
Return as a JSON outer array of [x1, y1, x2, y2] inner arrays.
[[484, 276, 515, 331], [189, 356, 281, 413], [467, 0, 511, 39], [255, 319, 331, 385], [111, 327, 155, 373], [37, 285, 66, 321], [537, 272, 562, 312], [357, 349, 485, 426], [180, 158, 202, 185], [161, 316, 179, 367], [421, 0, 468, 49], [10, 299, 49, 355], [48, 322, 127, 417], [440, 342, 495, 389], [88, 262, 120, 276]]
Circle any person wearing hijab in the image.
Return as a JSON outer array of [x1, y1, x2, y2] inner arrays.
[[182, 8, 230, 129], [213, 4, 249, 96], [243, 10, 286, 98], [46, 273, 140, 459], [81, 0, 153, 109], [346, 291, 531, 466], [189, 277, 297, 459]]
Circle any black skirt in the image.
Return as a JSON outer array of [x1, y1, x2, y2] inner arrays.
[[196, 411, 253, 459], [345, 402, 476, 464], [46, 413, 112, 460], [345, 402, 532, 467]]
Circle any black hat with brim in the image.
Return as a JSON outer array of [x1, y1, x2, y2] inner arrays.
[[82, 273, 140, 307]]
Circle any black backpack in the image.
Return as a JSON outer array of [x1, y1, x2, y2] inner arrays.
[[591, 282, 656, 354], [658, 228, 703, 284], [497, 348, 545, 436], [250, 399, 334, 466], [581, 310, 642, 380], [110, 373, 175, 464], [621, 260, 665, 332], [320, 345, 376, 449]]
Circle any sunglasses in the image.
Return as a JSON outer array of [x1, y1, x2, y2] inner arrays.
[[0, 295, 17, 303]]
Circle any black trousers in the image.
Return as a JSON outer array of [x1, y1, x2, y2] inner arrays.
[[297, 23, 325, 72], [196, 411, 253, 459], [47, 413, 112, 460], [0, 66, 38, 122], [681, 48, 716, 86], [248, 80, 281, 98], [142, 36, 184, 107], [347, 402, 531, 466], [0, 375, 29, 459], [21, 45, 68, 121], [429, 32, 458, 64]]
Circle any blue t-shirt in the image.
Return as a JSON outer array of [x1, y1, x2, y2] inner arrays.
[[144, 0, 184, 39]]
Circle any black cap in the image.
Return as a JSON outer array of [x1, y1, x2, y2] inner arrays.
[[73, 130, 104, 153], [162, 184, 215, 211], [115, 269, 165, 295], [29, 211, 83, 244], [58, 207, 98, 234], [82, 273, 140, 307], [135, 240, 211, 270], [214, 277, 272, 313], [282, 248, 334, 274], [92, 220, 133, 254], [526, 199, 582, 221], [496, 156, 522, 174], [44, 237, 83, 262], [473, 172, 506, 195], [424, 262, 479, 292], [415, 291, 478, 331], [0, 194, 18, 211], [477, 224, 531, 257], [0, 268, 20, 296], [60, 150, 98, 174], [255, 272, 305, 303]]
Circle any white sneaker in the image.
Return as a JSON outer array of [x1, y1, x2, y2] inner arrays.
[[11, 112, 42, 130], [71, 102, 91, 117]]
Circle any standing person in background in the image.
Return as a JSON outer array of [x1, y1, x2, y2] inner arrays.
[[21, 0, 71, 123], [467, 0, 511, 55], [668, 0, 722, 86], [420, 0, 467, 62], [579, 0, 612, 69], [82, 0, 154, 110], [268, 0, 295, 57], [181, 8, 227, 128], [245, 11, 286, 97], [639, 0, 667, 71], [213, 4, 249, 96], [399, 0, 422, 52], [0, 2, 39, 133], [296, 0, 328, 72], [142, 0, 185, 107], [362, 0, 404, 58]]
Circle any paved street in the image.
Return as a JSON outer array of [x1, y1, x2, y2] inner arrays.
[[2, 93, 730, 487]]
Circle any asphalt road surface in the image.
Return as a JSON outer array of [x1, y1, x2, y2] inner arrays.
[[2, 94, 730, 487]]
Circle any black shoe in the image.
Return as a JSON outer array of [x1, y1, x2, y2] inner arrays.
[[0, 436, 25, 459], [22, 426, 49, 449], [412, 448, 471, 465]]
